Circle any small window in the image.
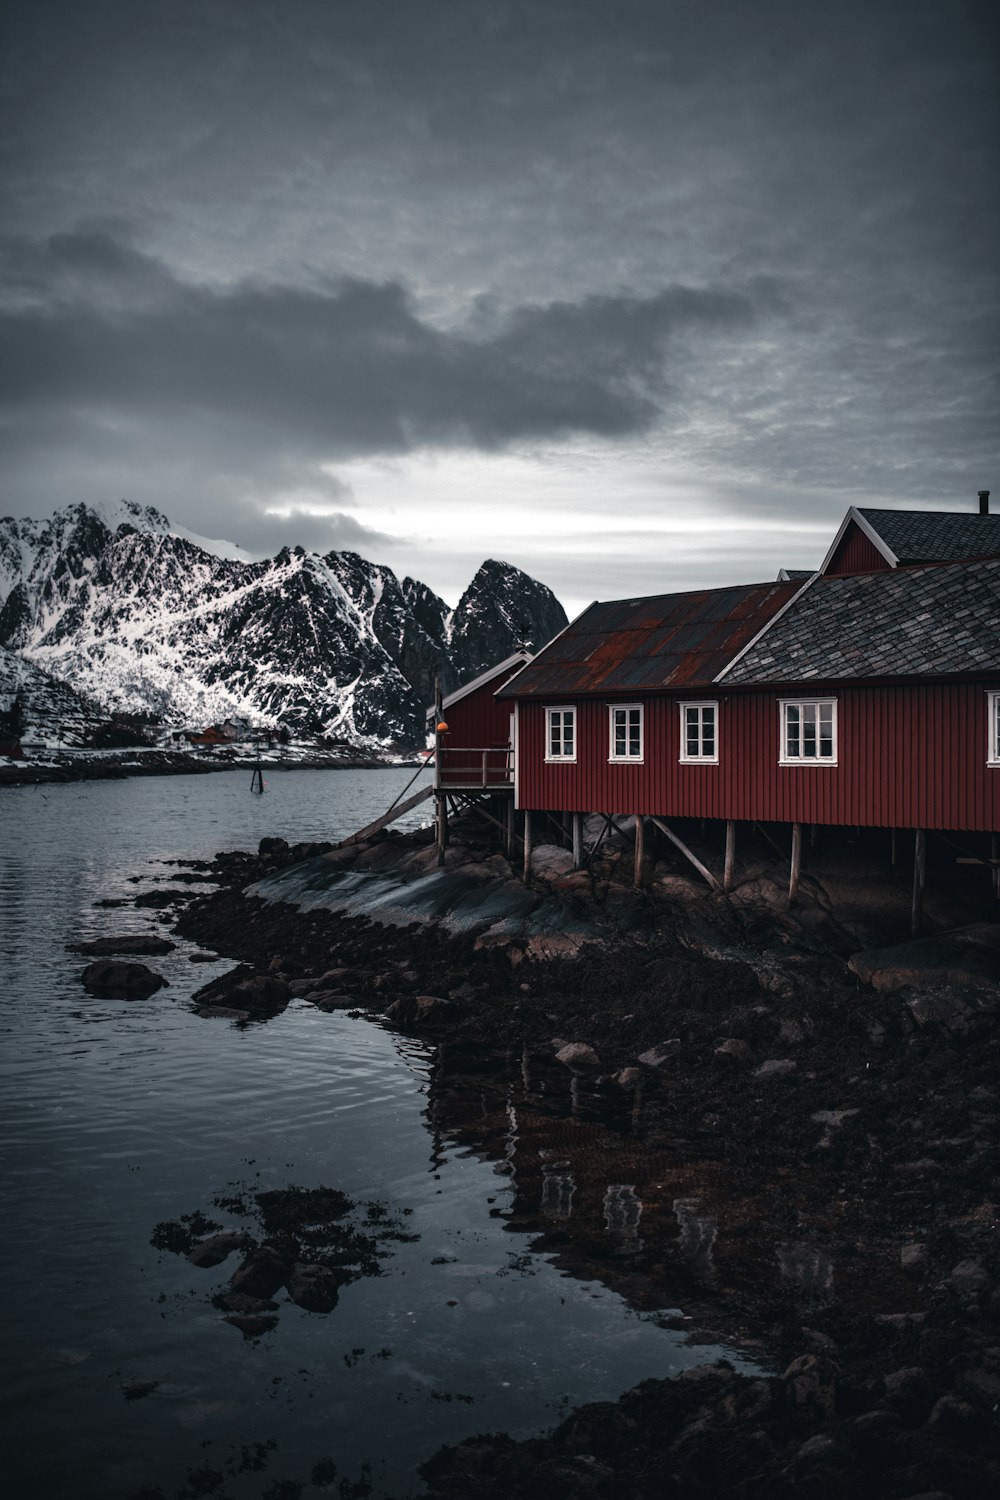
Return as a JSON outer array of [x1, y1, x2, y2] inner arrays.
[[989, 691, 1000, 767], [679, 701, 718, 764], [780, 699, 837, 765], [609, 704, 643, 761], [545, 706, 576, 762]]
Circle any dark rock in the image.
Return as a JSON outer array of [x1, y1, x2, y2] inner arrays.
[[194, 1005, 250, 1020], [121, 1377, 160, 1401], [555, 1042, 601, 1072], [927, 1393, 982, 1436], [943, 1257, 990, 1301], [232, 974, 291, 1007], [900, 1241, 927, 1273], [754, 1057, 797, 1079], [955, 1364, 1000, 1409], [849, 924, 1000, 992], [81, 959, 167, 999], [229, 1242, 294, 1299], [782, 1353, 838, 1423], [715, 1038, 751, 1060], [637, 1040, 681, 1068], [849, 1407, 902, 1457], [258, 837, 290, 856], [72, 934, 175, 955], [188, 951, 218, 963], [286, 1262, 343, 1312], [187, 1232, 245, 1268]]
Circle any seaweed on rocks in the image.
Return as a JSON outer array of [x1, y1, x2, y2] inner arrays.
[[150, 1182, 418, 1336]]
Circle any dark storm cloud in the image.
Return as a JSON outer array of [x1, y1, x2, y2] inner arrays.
[[0, 0, 996, 588], [0, 230, 764, 460]]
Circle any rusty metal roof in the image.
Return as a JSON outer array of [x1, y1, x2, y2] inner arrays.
[[496, 581, 800, 697]]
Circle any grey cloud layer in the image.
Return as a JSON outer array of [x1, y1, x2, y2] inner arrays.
[[1, 0, 996, 594], [0, 231, 763, 460]]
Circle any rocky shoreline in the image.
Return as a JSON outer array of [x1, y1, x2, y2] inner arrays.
[[0, 748, 401, 787], [137, 817, 1000, 1498]]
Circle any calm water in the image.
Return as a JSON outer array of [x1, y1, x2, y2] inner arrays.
[[0, 769, 749, 1499]]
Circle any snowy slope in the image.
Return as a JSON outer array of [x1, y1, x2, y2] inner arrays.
[[0, 504, 568, 746]]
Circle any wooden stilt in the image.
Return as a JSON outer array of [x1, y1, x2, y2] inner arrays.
[[891, 828, 897, 866], [436, 793, 447, 866], [724, 820, 736, 892], [523, 809, 533, 882], [572, 812, 583, 870], [911, 828, 926, 936], [992, 833, 999, 899], [505, 798, 515, 859], [788, 822, 802, 906], [649, 816, 720, 891], [633, 815, 645, 887]]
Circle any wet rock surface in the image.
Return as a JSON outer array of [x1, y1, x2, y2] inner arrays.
[[80, 958, 167, 998], [160, 819, 1000, 1498]]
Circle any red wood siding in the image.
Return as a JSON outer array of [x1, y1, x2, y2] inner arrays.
[[825, 522, 892, 575], [438, 677, 515, 787], [516, 684, 1000, 831]]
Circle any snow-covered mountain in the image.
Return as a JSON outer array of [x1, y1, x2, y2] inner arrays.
[[0, 503, 567, 746]]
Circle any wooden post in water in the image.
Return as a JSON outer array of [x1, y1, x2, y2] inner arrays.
[[788, 822, 802, 906], [434, 675, 446, 866], [523, 809, 533, 882], [633, 815, 645, 887], [572, 812, 583, 870], [911, 828, 926, 936], [723, 820, 736, 892]]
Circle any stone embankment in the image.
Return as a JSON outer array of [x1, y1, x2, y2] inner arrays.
[[140, 821, 1000, 1498]]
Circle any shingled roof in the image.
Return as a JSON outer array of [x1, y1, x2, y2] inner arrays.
[[830, 507, 1000, 569], [720, 559, 1000, 685], [496, 580, 799, 698]]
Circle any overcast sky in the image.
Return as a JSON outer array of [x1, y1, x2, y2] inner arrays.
[[1, 0, 997, 614]]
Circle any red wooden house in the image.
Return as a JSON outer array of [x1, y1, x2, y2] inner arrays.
[[489, 500, 1000, 916], [433, 650, 531, 791]]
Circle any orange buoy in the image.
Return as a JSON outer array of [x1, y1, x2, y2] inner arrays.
[[436, 721, 449, 733]]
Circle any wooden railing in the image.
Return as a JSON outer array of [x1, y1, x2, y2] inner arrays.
[[437, 747, 513, 788]]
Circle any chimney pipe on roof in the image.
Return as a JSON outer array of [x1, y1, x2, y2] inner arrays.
[[979, 489, 990, 515]]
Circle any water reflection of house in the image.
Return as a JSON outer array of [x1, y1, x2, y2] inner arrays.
[[421, 1045, 921, 1319]]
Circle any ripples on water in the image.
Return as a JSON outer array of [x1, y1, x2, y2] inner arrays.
[[0, 769, 749, 1498]]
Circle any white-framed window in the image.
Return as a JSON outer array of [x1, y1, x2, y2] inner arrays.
[[679, 701, 718, 764], [988, 691, 1000, 767], [780, 698, 838, 765], [609, 703, 643, 761], [545, 706, 576, 762]]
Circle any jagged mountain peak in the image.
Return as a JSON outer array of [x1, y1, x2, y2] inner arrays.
[[0, 501, 569, 746]]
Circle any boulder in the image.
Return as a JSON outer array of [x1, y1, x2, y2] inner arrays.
[[715, 1038, 751, 1061], [848, 923, 1000, 993], [229, 1242, 294, 1299], [555, 1042, 601, 1072], [614, 1067, 644, 1090], [636, 1040, 681, 1068], [81, 960, 167, 999], [286, 1262, 343, 1313], [783, 1353, 838, 1422], [71, 934, 175, 956], [187, 1232, 245, 1268], [529, 845, 576, 882], [754, 1058, 797, 1079]]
